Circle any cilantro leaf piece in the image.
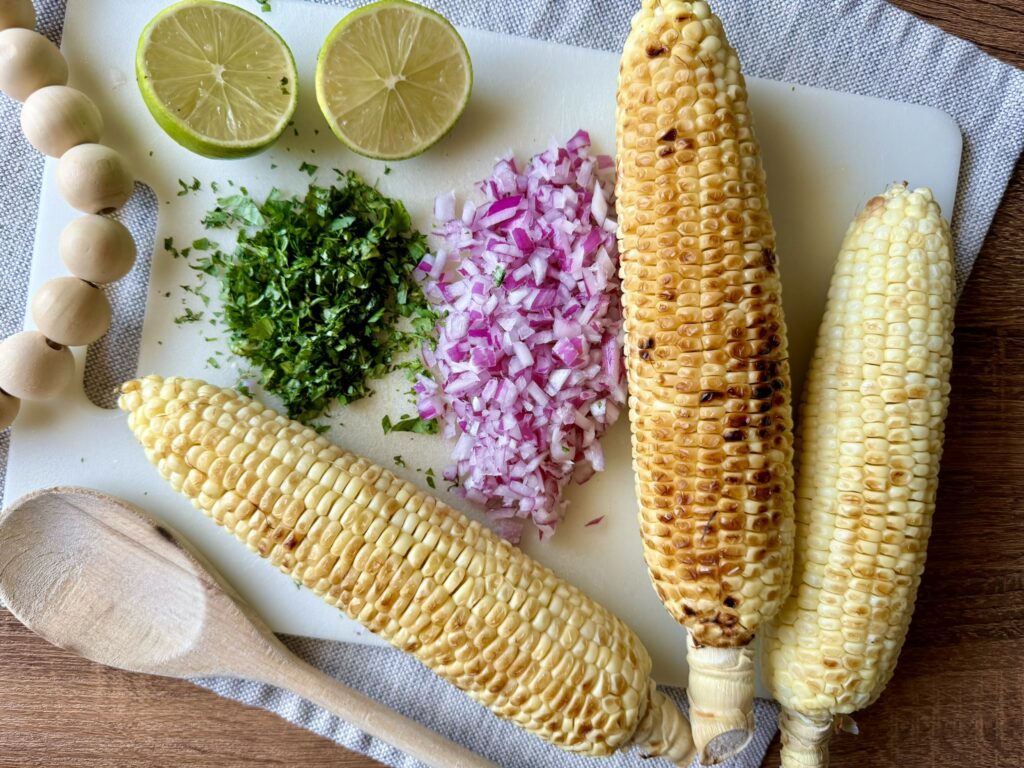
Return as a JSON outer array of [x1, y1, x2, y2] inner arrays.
[[382, 414, 439, 435], [174, 308, 204, 324]]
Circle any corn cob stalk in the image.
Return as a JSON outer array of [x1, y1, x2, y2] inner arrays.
[[762, 184, 955, 767], [119, 376, 696, 764], [616, 1, 795, 761]]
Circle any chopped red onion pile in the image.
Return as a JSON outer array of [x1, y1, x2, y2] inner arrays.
[[415, 130, 626, 542]]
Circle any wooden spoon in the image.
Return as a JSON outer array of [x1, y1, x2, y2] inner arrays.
[[0, 487, 495, 768]]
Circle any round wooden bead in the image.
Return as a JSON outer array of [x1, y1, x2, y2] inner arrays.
[[0, 0, 35, 32], [0, 331, 75, 401], [31, 277, 112, 347], [60, 215, 136, 284], [0, 28, 68, 102], [57, 143, 134, 214], [0, 388, 20, 429], [21, 85, 103, 157]]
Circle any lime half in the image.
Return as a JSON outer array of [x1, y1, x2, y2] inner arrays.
[[316, 0, 472, 161], [136, 0, 298, 158]]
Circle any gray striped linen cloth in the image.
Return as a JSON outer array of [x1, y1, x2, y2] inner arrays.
[[1, 1, 1021, 766]]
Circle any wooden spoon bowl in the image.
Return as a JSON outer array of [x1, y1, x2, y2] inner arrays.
[[0, 487, 493, 768]]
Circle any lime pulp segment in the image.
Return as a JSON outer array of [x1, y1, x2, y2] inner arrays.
[[316, 0, 472, 160], [136, 0, 298, 158]]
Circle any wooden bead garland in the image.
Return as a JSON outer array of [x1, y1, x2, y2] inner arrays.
[[0, 27, 67, 102], [21, 84, 103, 157], [59, 215, 136, 284], [0, 389, 20, 430], [31, 276, 113, 347], [0, 1, 137, 428], [58, 143, 134, 214], [0, 0, 35, 32], [0, 331, 75, 401]]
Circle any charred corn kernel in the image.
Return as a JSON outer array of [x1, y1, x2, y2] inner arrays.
[[119, 376, 696, 765], [762, 185, 955, 767], [616, 1, 795, 761]]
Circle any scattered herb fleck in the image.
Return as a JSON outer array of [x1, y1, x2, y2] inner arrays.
[[383, 166, 392, 176], [164, 237, 191, 260], [177, 177, 201, 196], [299, 161, 318, 176], [494, 266, 506, 287], [393, 455, 407, 468], [211, 181, 220, 193], [382, 413, 438, 435], [192, 237, 214, 251], [202, 195, 263, 228], [174, 308, 204, 325], [182, 284, 211, 306], [206, 356, 221, 369], [424, 468, 437, 489]]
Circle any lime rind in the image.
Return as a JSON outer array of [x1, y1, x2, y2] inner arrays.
[[315, 0, 473, 161], [136, 0, 298, 159]]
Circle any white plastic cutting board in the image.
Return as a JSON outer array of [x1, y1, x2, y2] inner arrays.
[[6, 0, 960, 688]]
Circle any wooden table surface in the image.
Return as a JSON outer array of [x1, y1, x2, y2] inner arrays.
[[2, 2, 1022, 766]]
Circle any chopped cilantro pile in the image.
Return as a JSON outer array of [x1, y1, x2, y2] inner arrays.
[[195, 170, 438, 423]]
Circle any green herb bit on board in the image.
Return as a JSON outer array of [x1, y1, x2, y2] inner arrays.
[[177, 177, 202, 196], [197, 170, 438, 423], [382, 413, 438, 435], [174, 308, 204, 325]]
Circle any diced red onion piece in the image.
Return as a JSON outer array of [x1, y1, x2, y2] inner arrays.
[[591, 182, 609, 226], [435, 191, 456, 222], [418, 131, 625, 539]]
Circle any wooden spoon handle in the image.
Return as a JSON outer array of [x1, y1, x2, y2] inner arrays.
[[249, 654, 496, 768]]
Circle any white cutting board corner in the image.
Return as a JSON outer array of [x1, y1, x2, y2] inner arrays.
[[6, 0, 960, 688]]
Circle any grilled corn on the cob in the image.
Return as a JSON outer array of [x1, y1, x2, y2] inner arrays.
[[763, 185, 955, 767], [616, 0, 795, 760], [119, 376, 696, 764]]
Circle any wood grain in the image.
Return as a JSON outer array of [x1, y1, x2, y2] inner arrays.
[[2, 2, 1022, 767], [0, 488, 493, 768]]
